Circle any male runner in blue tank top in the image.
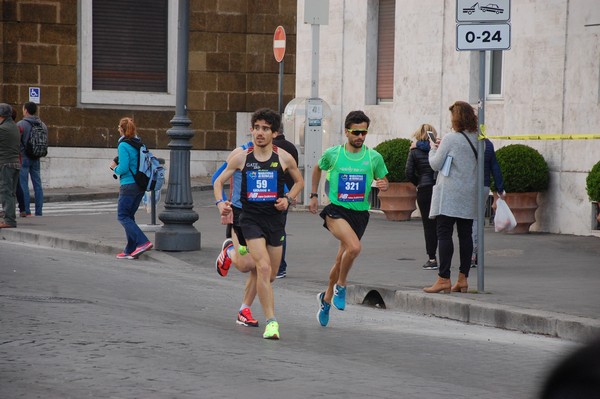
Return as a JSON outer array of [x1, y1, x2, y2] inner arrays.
[[213, 108, 303, 340], [309, 110, 389, 327]]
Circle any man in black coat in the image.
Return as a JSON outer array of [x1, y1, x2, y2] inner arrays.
[[0, 104, 21, 228], [273, 128, 299, 278]]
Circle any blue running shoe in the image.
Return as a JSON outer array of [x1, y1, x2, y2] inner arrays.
[[316, 292, 330, 327], [333, 284, 346, 311]]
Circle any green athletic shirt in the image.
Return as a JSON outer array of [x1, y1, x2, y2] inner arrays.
[[318, 144, 388, 211]]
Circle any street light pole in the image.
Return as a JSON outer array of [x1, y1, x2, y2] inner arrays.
[[155, 0, 200, 251]]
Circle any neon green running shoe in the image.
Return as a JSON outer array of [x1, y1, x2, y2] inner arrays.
[[238, 245, 248, 256], [262, 321, 280, 340]]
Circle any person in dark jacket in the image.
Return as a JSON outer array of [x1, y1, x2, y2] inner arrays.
[[0, 103, 21, 228], [471, 138, 505, 267], [273, 128, 299, 279], [406, 124, 439, 270]]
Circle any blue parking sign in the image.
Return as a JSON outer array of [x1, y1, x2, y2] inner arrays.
[[29, 87, 40, 104]]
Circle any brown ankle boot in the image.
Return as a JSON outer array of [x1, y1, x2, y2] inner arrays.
[[423, 276, 451, 294], [451, 273, 468, 293]]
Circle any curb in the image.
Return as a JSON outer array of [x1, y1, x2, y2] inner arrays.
[[0, 228, 187, 267], [349, 284, 600, 343]]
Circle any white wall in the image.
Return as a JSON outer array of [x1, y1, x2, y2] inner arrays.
[[36, 147, 229, 189], [296, 0, 600, 236]]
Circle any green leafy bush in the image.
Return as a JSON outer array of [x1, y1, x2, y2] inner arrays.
[[492, 144, 549, 192], [586, 160, 600, 202], [374, 138, 412, 182]]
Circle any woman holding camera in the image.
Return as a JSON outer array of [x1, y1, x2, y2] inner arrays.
[[109, 117, 153, 260]]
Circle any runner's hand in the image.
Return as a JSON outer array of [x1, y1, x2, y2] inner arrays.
[[309, 197, 318, 214], [375, 179, 389, 192], [275, 197, 289, 211], [217, 200, 232, 216]]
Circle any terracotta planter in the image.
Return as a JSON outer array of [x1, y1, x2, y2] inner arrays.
[[494, 192, 539, 234], [377, 182, 417, 221]]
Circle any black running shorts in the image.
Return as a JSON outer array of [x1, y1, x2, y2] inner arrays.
[[231, 206, 247, 246], [319, 203, 370, 240], [239, 211, 286, 247]]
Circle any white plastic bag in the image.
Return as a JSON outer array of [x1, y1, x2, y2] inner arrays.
[[494, 198, 517, 232], [141, 190, 161, 213]]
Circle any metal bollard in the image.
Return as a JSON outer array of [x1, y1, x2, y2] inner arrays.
[[150, 158, 166, 225]]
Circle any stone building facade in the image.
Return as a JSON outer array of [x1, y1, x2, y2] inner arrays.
[[0, 0, 296, 186], [295, 0, 600, 236]]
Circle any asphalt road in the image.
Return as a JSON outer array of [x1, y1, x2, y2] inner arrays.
[[0, 241, 577, 399]]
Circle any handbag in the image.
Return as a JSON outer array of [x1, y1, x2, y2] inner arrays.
[[494, 198, 517, 232], [458, 131, 478, 159]]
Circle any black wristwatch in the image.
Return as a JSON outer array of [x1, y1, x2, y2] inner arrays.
[[309, 193, 318, 199]]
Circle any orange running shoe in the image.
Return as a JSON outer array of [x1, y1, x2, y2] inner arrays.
[[216, 238, 234, 276], [236, 308, 259, 327]]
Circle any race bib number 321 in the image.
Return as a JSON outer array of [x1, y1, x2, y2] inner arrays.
[[337, 173, 366, 202]]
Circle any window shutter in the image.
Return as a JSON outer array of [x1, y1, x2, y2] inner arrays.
[[92, 0, 168, 92], [489, 50, 503, 95], [377, 0, 395, 101]]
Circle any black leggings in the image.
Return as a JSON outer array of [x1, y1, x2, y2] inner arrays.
[[416, 186, 437, 260], [436, 215, 473, 279]]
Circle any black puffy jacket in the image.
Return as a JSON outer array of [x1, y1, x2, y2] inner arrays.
[[405, 142, 436, 189]]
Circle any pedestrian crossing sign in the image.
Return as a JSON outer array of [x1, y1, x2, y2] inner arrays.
[[29, 87, 40, 104]]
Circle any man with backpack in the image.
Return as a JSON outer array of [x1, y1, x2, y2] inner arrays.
[[18, 102, 48, 216]]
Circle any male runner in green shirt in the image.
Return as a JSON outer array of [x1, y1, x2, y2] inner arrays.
[[308, 110, 389, 327]]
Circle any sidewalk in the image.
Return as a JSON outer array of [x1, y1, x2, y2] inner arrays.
[[2, 178, 599, 342]]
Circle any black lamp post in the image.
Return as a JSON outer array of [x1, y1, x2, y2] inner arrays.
[[155, 0, 200, 251]]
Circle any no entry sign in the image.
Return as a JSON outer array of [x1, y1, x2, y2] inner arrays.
[[273, 26, 286, 63]]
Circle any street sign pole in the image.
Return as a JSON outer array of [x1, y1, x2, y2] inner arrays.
[[273, 26, 286, 115], [303, 0, 329, 203], [278, 60, 284, 115], [477, 51, 486, 293]]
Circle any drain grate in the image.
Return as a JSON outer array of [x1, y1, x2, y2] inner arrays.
[[362, 290, 387, 309], [0, 294, 94, 304]]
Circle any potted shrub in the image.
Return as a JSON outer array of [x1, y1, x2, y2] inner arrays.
[[585, 160, 600, 229], [491, 144, 549, 233], [373, 138, 416, 221]]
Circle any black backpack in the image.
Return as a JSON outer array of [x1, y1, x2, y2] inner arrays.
[[25, 120, 48, 159]]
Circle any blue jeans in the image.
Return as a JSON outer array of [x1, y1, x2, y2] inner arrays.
[[20, 157, 43, 215], [118, 183, 149, 254]]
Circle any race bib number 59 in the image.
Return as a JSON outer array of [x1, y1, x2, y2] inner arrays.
[[246, 170, 277, 201]]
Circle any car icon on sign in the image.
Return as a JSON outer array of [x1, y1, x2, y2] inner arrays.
[[480, 3, 504, 13]]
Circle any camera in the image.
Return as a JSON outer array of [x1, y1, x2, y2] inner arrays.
[[111, 156, 119, 179], [427, 131, 436, 142]]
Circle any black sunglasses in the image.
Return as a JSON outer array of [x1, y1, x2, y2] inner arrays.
[[347, 129, 368, 136]]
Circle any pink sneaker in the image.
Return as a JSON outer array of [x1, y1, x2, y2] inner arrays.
[[131, 242, 153, 258], [116, 252, 134, 260]]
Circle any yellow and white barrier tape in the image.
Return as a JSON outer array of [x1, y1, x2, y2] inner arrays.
[[478, 124, 600, 140]]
